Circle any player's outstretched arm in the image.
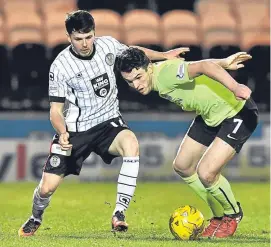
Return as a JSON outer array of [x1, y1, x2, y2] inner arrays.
[[132, 46, 190, 61], [204, 52, 252, 70], [187, 60, 251, 100]]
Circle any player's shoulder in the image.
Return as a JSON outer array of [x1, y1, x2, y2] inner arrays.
[[50, 46, 71, 70], [95, 36, 119, 44], [165, 58, 185, 66], [155, 59, 185, 72]]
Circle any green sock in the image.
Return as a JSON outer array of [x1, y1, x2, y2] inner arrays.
[[182, 173, 223, 217], [206, 175, 239, 215]]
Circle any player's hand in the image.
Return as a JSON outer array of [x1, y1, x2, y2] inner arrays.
[[223, 52, 252, 70], [59, 132, 73, 151], [163, 47, 190, 60], [232, 83, 252, 100]]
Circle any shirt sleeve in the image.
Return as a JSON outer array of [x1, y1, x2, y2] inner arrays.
[[109, 36, 128, 57], [157, 59, 193, 90], [48, 63, 67, 103], [174, 60, 194, 85]]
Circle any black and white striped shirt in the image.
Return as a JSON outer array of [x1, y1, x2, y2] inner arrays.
[[49, 36, 128, 132]]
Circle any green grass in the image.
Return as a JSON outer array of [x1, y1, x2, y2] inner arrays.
[[0, 182, 270, 247]]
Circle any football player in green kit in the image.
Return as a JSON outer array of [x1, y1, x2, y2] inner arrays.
[[116, 47, 258, 238]]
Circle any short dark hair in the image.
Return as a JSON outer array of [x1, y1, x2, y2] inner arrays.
[[116, 47, 150, 72], [65, 10, 95, 34]]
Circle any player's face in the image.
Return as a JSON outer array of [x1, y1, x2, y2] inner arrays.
[[67, 30, 95, 57], [121, 65, 153, 95]]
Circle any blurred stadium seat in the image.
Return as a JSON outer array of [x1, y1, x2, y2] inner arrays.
[[194, 0, 232, 17], [3, 0, 39, 14], [201, 12, 240, 58], [6, 12, 42, 31], [157, 1, 195, 15], [9, 28, 48, 110], [233, 0, 269, 28], [161, 10, 202, 60], [0, 13, 11, 103], [0, 37, 11, 105], [118, 10, 167, 111], [40, 0, 76, 14], [235, 0, 269, 49], [243, 33, 270, 85], [77, 0, 127, 14], [199, 7, 248, 86], [0, 13, 4, 40], [241, 31, 270, 51], [250, 72, 270, 112], [90, 9, 122, 41], [44, 12, 69, 62], [231, 0, 270, 109], [46, 27, 69, 62], [123, 9, 163, 51], [0, 0, 268, 112]]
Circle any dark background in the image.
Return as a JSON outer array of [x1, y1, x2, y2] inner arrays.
[[0, 0, 269, 112]]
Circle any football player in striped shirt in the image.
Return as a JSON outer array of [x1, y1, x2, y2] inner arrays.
[[18, 10, 189, 236]]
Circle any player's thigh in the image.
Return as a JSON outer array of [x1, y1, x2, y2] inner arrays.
[[174, 116, 217, 175], [197, 137, 236, 180], [108, 129, 139, 157], [39, 172, 64, 195], [173, 134, 208, 175]]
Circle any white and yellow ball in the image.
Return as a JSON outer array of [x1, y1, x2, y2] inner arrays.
[[169, 205, 205, 240]]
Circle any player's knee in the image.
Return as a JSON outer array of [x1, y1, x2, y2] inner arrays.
[[121, 133, 139, 156], [197, 168, 217, 187], [39, 184, 57, 197], [173, 159, 189, 177]]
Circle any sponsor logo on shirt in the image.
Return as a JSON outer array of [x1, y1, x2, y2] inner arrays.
[[91, 73, 110, 98], [176, 64, 185, 79]]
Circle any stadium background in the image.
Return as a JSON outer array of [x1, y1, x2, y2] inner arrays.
[[0, 0, 269, 182], [0, 1, 270, 246]]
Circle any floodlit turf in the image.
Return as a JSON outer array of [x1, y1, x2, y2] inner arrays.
[[0, 182, 269, 247]]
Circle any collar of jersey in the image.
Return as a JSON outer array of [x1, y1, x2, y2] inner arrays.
[[69, 44, 96, 60]]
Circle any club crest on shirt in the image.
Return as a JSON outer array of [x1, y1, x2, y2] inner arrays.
[[91, 73, 110, 98], [105, 53, 114, 66]]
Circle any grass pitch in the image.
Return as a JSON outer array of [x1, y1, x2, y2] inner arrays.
[[0, 182, 269, 247]]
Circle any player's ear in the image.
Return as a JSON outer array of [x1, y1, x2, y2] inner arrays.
[[66, 33, 71, 43]]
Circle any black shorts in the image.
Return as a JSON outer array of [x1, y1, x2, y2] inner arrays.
[[187, 98, 259, 153], [44, 116, 129, 177]]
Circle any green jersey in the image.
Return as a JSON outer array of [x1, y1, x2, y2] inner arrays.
[[152, 59, 245, 127]]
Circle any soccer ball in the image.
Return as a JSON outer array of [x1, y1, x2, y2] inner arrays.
[[169, 205, 205, 240]]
